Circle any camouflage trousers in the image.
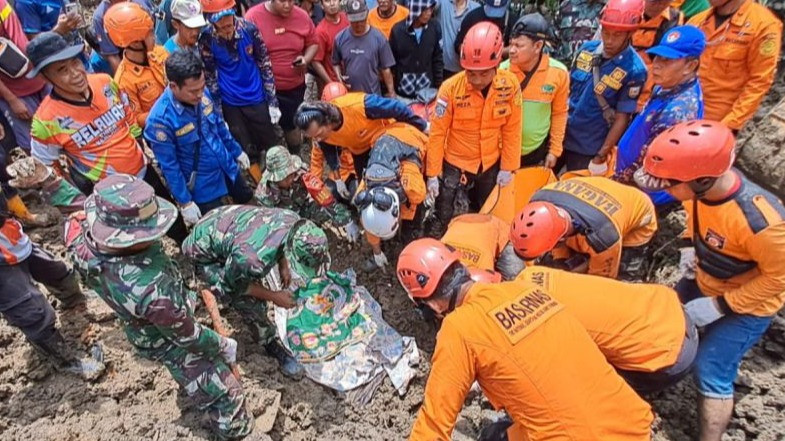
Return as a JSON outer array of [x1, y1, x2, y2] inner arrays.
[[227, 294, 276, 345], [158, 345, 254, 440]]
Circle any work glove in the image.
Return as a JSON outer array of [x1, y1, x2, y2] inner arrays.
[[236, 151, 250, 170], [6, 157, 52, 188], [269, 106, 282, 125], [180, 202, 202, 227], [684, 296, 724, 327], [219, 337, 238, 364], [496, 170, 513, 187], [679, 247, 697, 280], [588, 157, 609, 176], [335, 179, 351, 199], [343, 220, 360, 243], [373, 251, 389, 268], [426, 177, 439, 207]]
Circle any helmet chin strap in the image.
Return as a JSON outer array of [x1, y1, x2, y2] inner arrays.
[[688, 177, 717, 199], [441, 265, 471, 315]]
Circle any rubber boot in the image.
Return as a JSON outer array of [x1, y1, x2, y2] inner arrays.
[[6, 194, 55, 228], [30, 330, 105, 381], [46, 269, 87, 310], [249, 163, 263, 184], [264, 341, 303, 379]]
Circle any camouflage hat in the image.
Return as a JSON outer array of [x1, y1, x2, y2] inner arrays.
[[84, 174, 178, 248], [284, 219, 330, 280], [265, 146, 303, 183]]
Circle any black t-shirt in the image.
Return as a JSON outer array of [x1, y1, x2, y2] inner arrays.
[[453, 7, 519, 53]]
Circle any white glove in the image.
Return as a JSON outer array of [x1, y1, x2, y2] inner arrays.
[[269, 106, 282, 125], [343, 220, 360, 243], [425, 122, 431, 134], [588, 159, 609, 176], [219, 337, 238, 364], [180, 202, 202, 227], [496, 170, 513, 187], [679, 247, 697, 280], [426, 177, 439, 206], [236, 152, 250, 170], [373, 251, 389, 268], [335, 179, 351, 199], [684, 296, 724, 327]]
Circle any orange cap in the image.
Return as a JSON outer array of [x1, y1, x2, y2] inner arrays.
[[460, 22, 503, 70], [510, 201, 571, 259], [397, 238, 461, 300], [201, 0, 236, 13], [104, 2, 154, 48]]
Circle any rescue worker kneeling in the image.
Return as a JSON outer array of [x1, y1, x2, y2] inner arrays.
[[511, 176, 657, 279], [354, 124, 427, 269], [396, 239, 654, 440]]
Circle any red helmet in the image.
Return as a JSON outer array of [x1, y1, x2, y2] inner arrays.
[[460, 22, 504, 70], [321, 82, 348, 101], [468, 268, 502, 284], [104, 2, 154, 48], [397, 238, 461, 300], [201, 0, 235, 13], [600, 0, 644, 31], [510, 201, 571, 259], [640, 120, 736, 184]]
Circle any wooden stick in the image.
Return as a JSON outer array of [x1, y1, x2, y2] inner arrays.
[[200, 289, 242, 381]]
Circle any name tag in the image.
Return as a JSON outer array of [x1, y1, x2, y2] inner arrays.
[[176, 123, 195, 136], [489, 287, 563, 344]]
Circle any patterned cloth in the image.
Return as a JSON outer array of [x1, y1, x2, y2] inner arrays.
[[69, 233, 253, 440], [405, 0, 437, 28], [398, 72, 434, 98], [554, 0, 606, 63]]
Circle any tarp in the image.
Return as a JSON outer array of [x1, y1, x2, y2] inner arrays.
[[480, 166, 558, 224]]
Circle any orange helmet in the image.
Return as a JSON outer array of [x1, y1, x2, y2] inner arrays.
[[104, 2, 154, 48], [600, 0, 644, 31], [397, 238, 461, 301], [321, 82, 348, 101], [460, 22, 504, 70], [635, 120, 736, 190], [468, 268, 502, 284], [201, 0, 236, 13], [510, 201, 571, 259]]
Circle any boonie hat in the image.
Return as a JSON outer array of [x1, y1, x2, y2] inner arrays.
[[265, 146, 303, 182]]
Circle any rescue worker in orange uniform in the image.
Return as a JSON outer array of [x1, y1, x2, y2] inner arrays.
[[294, 91, 427, 178], [426, 22, 522, 235], [634, 120, 785, 441], [517, 265, 698, 393], [687, 0, 782, 131], [441, 213, 524, 281], [104, 2, 169, 128], [396, 238, 654, 440], [632, 0, 684, 107], [510, 176, 657, 279], [354, 123, 427, 269], [501, 13, 569, 169], [309, 82, 358, 203]]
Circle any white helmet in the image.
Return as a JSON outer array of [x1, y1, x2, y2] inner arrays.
[[360, 187, 400, 240]]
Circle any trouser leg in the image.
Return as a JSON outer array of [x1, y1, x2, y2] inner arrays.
[[431, 162, 462, 237], [469, 161, 500, 212], [27, 244, 86, 309], [0, 262, 58, 345], [229, 294, 275, 345]]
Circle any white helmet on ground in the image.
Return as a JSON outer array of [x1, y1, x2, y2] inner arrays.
[[359, 187, 400, 240]]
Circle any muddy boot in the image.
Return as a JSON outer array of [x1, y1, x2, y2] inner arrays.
[[46, 270, 87, 310], [264, 341, 303, 379], [6, 194, 56, 228], [30, 331, 105, 381]]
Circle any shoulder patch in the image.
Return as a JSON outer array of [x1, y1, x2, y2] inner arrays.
[[735, 177, 785, 233], [760, 38, 777, 57]]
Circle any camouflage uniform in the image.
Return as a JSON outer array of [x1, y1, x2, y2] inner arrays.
[[554, 0, 606, 64], [255, 146, 354, 231], [70, 175, 253, 440], [182, 205, 330, 344]]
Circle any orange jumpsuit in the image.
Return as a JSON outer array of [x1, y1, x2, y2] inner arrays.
[[683, 171, 785, 317], [517, 266, 687, 372], [441, 213, 509, 272], [410, 281, 654, 440], [309, 142, 356, 182], [688, 0, 782, 130], [426, 69, 523, 177], [632, 7, 684, 108], [531, 176, 657, 278], [114, 46, 169, 128], [324, 92, 393, 155]]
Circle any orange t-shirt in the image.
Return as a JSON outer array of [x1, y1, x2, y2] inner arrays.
[[368, 5, 409, 39]]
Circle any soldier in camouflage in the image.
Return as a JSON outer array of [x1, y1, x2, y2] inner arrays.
[[254, 146, 361, 244], [554, 0, 607, 63], [68, 174, 254, 440], [182, 204, 331, 378]]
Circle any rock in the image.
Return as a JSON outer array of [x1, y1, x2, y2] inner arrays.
[[737, 95, 785, 199], [250, 389, 281, 433]]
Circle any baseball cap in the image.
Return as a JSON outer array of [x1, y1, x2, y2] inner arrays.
[[646, 25, 706, 59], [26, 32, 85, 78], [346, 0, 369, 22], [171, 0, 208, 28], [484, 0, 509, 19]]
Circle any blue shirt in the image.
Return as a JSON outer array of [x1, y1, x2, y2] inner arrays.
[[435, 0, 480, 72], [88, 51, 112, 75], [564, 41, 647, 156], [14, 0, 63, 35], [615, 76, 703, 205], [163, 35, 199, 55], [144, 88, 243, 205], [154, 0, 174, 45]]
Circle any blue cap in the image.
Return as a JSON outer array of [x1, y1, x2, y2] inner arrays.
[[646, 25, 706, 59], [484, 0, 509, 18], [208, 8, 235, 23]]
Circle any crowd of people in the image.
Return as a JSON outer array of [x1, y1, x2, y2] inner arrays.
[[0, 0, 783, 439]]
